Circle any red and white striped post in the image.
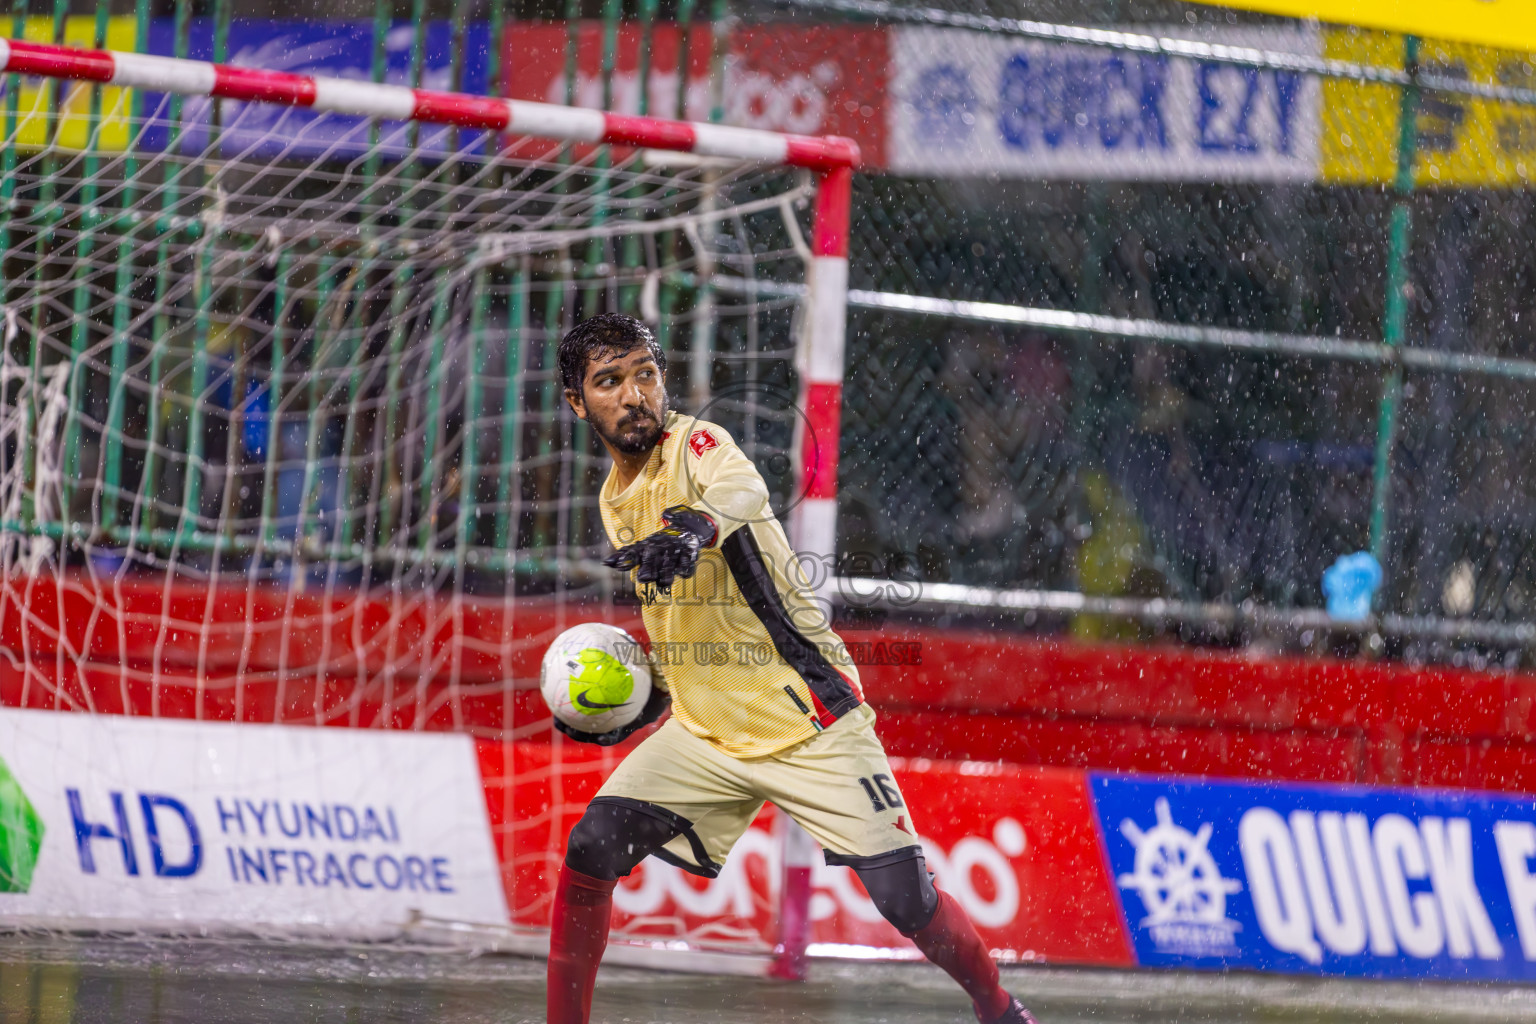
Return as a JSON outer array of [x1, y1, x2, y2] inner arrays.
[[774, 163, 853, 981], [791, 163, 852, 565], [0, 35, 858, 980]]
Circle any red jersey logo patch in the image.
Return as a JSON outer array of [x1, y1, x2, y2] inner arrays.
[[688, 429, 719, 458]]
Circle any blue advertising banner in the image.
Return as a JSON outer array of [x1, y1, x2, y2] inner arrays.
[[889, 26, 1322, 181], [1091, 773, 1536, 981], [138, 20, 492, 158]]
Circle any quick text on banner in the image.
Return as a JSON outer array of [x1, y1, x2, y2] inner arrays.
[[1239, 808, 1502, 963]]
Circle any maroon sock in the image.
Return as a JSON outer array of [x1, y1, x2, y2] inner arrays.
[[547, 864, 618, 1024], [907, 889, 1010, 1022]]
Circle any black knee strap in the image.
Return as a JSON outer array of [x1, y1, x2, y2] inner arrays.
[[564, 797, 693, 881], [853, 854, 939, 937]]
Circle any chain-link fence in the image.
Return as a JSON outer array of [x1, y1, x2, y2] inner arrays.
[[771, 0, 1536, 666], [5, 0, 1536, 668]]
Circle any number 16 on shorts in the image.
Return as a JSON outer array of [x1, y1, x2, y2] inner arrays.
[[858, 773, 905, 813]]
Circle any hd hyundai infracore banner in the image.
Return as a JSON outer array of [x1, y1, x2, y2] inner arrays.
[[0, 709, 506, 937]]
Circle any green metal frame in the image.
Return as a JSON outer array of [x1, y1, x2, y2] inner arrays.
[[1367, 35, 1422, 594]]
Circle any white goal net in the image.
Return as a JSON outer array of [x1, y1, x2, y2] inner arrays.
[[0, 38, 850, 966]]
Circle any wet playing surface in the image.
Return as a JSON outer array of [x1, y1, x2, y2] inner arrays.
[[4, 937, 1536, 1024]]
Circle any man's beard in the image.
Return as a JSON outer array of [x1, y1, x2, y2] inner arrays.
[[601, 404, 666, 456]]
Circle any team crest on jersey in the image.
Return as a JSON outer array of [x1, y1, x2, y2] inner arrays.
[[688, 429, 719, 458]]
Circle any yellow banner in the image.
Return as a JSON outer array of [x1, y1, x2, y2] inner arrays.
[[1321, 30, 1536, 186], [5, 16, 138, 151], [1207, 0, 1536, 55]]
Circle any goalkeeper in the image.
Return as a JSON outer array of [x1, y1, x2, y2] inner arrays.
[[547, 314, 1035, 1024]]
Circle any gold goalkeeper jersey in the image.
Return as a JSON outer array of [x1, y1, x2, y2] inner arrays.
[[599, 410, 864, 758]]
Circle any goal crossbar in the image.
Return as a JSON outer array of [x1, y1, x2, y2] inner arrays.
[[0, 38, 859, 170]]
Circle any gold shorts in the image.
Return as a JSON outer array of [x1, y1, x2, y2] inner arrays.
[[592, 704, 920, 876]]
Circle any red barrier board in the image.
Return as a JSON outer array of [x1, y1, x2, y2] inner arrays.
[[7, 574, 1536, 796], [818, 758, 1132, 964], [476, 736, 1135, 965], [0, 573, 636, 730], [846, 625, 1536, 793]]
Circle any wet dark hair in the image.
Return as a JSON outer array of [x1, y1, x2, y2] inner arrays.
[[558, 314, 667, 395]]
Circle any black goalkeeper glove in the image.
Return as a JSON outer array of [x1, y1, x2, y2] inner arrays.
[[553, 686, 671, 746], [603, 506, 718, 596]]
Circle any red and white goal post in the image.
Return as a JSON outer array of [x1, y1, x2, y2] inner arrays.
[[0, 38, 853, 975]]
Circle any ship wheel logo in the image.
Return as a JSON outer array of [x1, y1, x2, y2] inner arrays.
[[1117, 798, 1242, 953]]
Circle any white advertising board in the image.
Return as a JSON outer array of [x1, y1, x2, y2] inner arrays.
[[0, 709, 505, 939], [889, 26, 1322, 181]]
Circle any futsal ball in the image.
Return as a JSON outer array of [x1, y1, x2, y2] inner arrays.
[[540, 623, 653, 735]]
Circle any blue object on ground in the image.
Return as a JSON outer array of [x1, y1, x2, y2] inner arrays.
[[1322, 552, 1382, 621]]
